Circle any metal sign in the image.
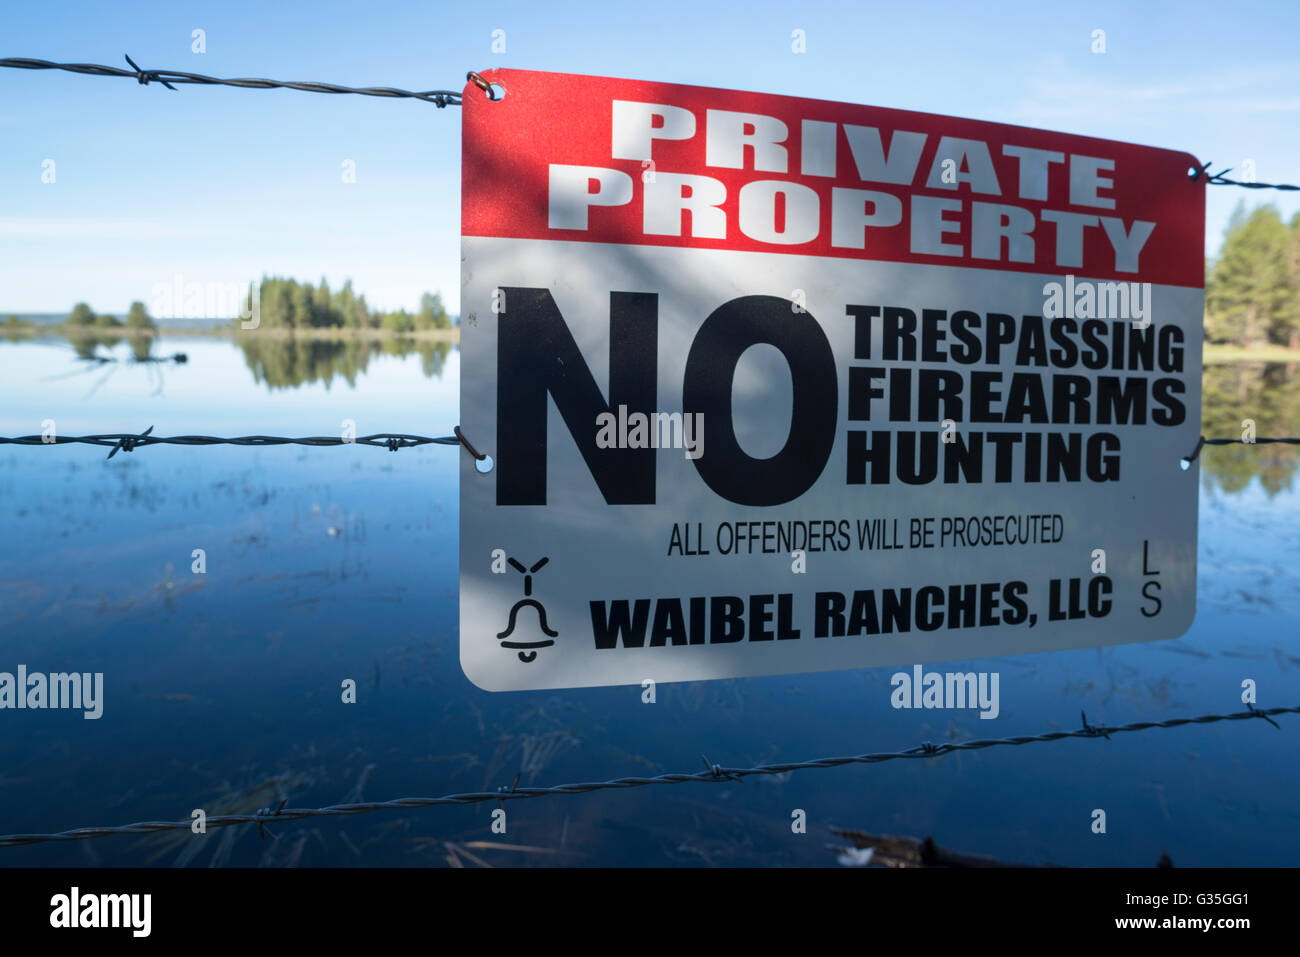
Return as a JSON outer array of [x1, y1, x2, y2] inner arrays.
[[459, 68, 1204, 692]]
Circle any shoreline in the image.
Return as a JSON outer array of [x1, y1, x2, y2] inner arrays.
[[1202, 344, 1300, 363], [4, 327, 1296, 362], [3, 325, 461, 343]]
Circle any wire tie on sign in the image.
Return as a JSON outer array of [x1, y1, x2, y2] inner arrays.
[[123, 53, 175, 91], [1183, 435, 1207, 466], [1081, 710, 1111, 740], [454, 426, 486, 461], [107, 425, 153, 460], [254, 798, 288, 840], [1188, 160, 1214, 183], [466, 71, 500, 101], [1246, 702, 1281, 730]]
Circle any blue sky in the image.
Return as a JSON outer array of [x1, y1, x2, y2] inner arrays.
[[3, 0, 1298, 314]]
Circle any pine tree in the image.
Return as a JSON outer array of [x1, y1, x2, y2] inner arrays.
[[68, 302, 96, 327], [338, 280, 359, 328], [415, 292, 451, 330], [1205, 204, 1295, 347], [290, 281, 315, 328], [314, 277, 333, 328], [125, 301, 156, 331], [270, 279, 294, 329]]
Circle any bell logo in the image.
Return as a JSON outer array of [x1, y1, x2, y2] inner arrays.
[[496, 556, 558, 662]]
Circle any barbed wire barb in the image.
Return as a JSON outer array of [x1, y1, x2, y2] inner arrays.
[[123, 53, 175, 91], [1, 703, 1295, 850]]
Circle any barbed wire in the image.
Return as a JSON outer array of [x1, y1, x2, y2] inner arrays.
[[0, 429, 464, 458], [1190, 161, 1300, 192], [0, 703, 1292, 849], [1184, 434, 1300, 463], [1201, 437, 1300, 444], [0, 430, 1293, 461], [0, 56, 463, 107]]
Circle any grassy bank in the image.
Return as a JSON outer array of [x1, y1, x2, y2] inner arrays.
[[1203, 343, 1300, 363]]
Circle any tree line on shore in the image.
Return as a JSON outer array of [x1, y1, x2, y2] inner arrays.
[[231, 276, 454, 332], [3, 300, 157, 332], [231, 277, 454, 332], [3, 277, 453, 335]]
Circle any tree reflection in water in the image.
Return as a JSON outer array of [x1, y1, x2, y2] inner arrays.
[[237, 336, 453, 390], [1202, 363, 1300, 496]]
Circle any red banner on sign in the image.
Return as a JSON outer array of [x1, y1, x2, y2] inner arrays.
[[463, 69, 1203, 287]]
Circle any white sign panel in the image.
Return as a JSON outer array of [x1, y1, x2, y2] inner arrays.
[[459, 69, 1204, 691]]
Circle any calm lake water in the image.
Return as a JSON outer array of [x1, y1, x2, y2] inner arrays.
[[0, 334, 1297, 867]]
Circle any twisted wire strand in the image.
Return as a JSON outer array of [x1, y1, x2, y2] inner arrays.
[[1190, 161, 1299, 192], [0, 432, 1294, 461], [0, 431, 461, 457], [0, 57, 462, 106], [1201, 437, 1300, 445], [1, 704, 1294, 848]]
